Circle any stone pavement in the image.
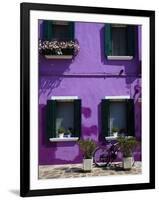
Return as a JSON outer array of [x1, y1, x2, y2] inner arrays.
[[39, 162, 141, 179]]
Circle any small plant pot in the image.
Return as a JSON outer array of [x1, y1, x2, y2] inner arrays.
[[67, 134, 71, 138], [113, 132, 118, 137], [58, 133, 64, 138], [123, 157, 133, 170], [83, 158, 93, 172], [64, 134, 71, 138]]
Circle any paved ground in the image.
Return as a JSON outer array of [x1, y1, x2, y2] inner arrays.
[[39, 162, 141, 179]]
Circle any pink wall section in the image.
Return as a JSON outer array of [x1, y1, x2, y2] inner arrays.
[[38, 21, 141, 165]]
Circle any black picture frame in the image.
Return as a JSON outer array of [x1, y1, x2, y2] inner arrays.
[[20, 2, 155, 197]]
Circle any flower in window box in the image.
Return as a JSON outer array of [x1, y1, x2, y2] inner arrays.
[[39, 39, 80, 56]]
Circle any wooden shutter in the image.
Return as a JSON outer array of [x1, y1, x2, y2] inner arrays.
[[68, 22, 74, 40], [46, 100, 57, 140], [74, 99, 81, 138], [105, 24, 112, 56], [127, 25, 135, 56], [101, 99, 110, 137], [43, 20, 53, 41], [126, 99, 135, 136]]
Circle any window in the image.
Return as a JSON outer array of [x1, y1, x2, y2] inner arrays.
[[46, 98, 81, 141], [101, 98, 135, 138], [53, 21, 72, 41], [56, 102, 74, 136], [43, 20, 74, 41], [109, 101, 126, 136], [112, 25, 127, 56], [41, 20, 75, 59], [105, 24, 136, 60]]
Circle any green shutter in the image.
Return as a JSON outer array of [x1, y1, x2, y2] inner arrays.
[[101, 99, 110, 137], [43, 21, 48, 40], [74, 99, 81, 138], [127, 25, 135, 56], [68, 22, 74, 40], [126, 99, 135, 136], [105, 24, 112, 56], [43, 20, 53, 41], [46, 100, 56, 140]]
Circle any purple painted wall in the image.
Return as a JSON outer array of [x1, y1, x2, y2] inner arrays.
[[38, 21, 142, 165]]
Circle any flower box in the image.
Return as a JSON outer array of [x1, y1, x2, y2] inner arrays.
[[39, 40, 80, 59]]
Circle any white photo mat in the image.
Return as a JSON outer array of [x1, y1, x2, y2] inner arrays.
[[30, 10, 150, 190]]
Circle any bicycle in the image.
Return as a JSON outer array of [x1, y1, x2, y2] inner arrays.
[[93, 140, 122, 168]]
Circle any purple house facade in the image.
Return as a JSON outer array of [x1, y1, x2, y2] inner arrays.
[[38, 20, 142, 165]]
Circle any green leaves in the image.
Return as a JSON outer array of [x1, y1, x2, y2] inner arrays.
[[78, 139, 96, 159], [58, 127, 65, 134], [112, 127, 119, 133], [117, 136, 137, 157]]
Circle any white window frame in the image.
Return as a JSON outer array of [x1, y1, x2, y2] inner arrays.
[[105, 95, 130, 100], [107, 56, 133, 60]]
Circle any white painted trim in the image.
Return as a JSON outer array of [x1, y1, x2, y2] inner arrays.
[[45, 55, 73, 59], [107, 56, 133, 60], [49, 137, 79, 142], [105, 136, 133, 140], [51, 96, 78, 100], [105, 136, 118, 140], [105, 95, 130, 99]]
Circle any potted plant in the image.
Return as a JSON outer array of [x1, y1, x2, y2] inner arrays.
[[65, 127, 73, 138], [117, 136, 137, 170], [78, 139, 96, 172], [112, 127, 119, 137], [119, 128, 127, 137], [57, 127, 65, 138]]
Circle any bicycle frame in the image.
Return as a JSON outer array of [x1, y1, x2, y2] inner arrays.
[[93, 140, 120, 167]]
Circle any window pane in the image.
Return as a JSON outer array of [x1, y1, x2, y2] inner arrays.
[[109, 102, 126, 135], [112, 27, 127, 56], [53, 24, 70, 40], [56, 102, 74, 136]]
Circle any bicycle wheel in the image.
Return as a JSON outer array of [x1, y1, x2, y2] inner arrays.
[[93, 146, 110, 167]]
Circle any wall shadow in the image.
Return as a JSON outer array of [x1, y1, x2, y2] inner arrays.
[[81, 125, 98, 140], [38, 20, 75, 98], [82, 107, 92, 118], [39, 55, 73, 98]]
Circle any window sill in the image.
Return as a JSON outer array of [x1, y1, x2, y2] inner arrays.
[[105, 136, 133, 140], [107, 56, 133, 60], [105, 136, 118, 140], [45, 55, 73, 59], [49, 137, 79, 142]]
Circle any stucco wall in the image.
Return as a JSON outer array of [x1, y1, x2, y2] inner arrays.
[[38, 21, 141, 165]]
